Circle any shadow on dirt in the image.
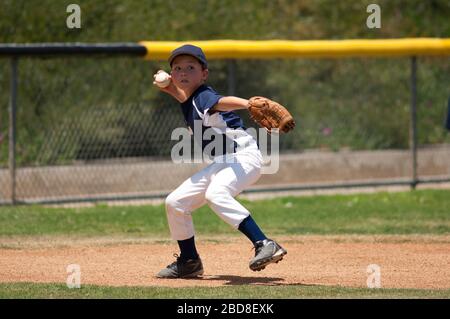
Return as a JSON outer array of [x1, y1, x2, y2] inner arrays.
[[199, 275, 312, 286]]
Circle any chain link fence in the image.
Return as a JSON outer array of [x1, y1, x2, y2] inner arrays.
[[0, 54, 449, 204]]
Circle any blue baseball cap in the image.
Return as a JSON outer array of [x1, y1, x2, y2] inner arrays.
[[168, 44, 208, 68]]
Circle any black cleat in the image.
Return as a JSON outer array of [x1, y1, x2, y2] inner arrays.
[[157, 254, 204, 278]]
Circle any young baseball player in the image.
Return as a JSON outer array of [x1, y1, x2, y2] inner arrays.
[[153, 44, 287, 278]]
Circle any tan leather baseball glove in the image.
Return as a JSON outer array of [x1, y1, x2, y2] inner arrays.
[[247, 96, 296, 133]]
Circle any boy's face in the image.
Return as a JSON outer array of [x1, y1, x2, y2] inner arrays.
[[171, 55, 208, 91]]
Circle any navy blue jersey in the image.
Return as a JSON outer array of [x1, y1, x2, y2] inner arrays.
[[179, 85, 251, 157]]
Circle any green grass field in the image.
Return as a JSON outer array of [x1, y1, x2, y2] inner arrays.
[[1, 189, 449, 237], [1, 283, 449, 299], [1, 189, 449, 299]]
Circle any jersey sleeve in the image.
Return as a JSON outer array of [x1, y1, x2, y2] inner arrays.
[[192, 87, 223, 117]]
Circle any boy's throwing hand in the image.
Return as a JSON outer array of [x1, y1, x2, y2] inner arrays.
[[153, 70, 171, 88]]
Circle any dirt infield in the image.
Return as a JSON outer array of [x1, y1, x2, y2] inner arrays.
[[0, 235, 449, 289]]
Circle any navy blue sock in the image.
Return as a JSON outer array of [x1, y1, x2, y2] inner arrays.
[[177, 236, 199, 260], [238, 215, 267, 244]]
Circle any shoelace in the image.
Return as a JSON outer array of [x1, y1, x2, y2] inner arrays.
[[251, 244, 264, 256], [166, 253, 181, 268]]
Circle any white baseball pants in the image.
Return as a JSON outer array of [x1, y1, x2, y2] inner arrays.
[[165, 145, 262, 241]]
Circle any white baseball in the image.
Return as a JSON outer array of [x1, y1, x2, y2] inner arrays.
[[154, 71, 171, 88]]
